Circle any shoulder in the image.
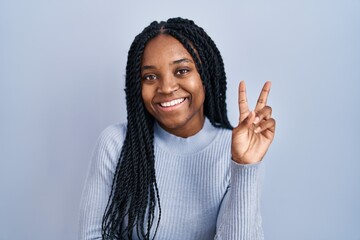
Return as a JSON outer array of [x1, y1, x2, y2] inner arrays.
[[217, 127, 232, 136], [214, 127, 232, 145], [209, 127, 232, 160], [87, 122, 128, 177], [92, 122, 127, 164], [97, 122, 127, 146]]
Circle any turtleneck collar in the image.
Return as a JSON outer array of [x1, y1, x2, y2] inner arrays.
[[154, 118, 220, 155]]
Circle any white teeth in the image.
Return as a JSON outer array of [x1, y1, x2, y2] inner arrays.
[[160, 98, 185, 107]]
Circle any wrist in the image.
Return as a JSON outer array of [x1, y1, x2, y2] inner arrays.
[[231, 155, 262, 165]]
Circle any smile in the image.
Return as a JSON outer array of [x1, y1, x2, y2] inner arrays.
[[159, 98, 186, 107]]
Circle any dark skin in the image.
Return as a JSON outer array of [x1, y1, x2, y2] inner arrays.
[[141, 34, 276, 164], [232, 81, 276, 164], [141, 35, 205, 138]]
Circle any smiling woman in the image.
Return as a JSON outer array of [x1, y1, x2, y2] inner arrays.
[[79, 17, 275, 240], [141, 35, 205, 137]]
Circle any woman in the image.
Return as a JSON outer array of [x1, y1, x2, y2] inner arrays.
[[79, 17, 275, 240]]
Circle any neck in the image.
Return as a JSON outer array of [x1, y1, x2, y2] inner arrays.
[[159, 114, 205, 138]]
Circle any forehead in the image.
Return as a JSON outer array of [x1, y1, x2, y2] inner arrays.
[[141, 34, 193, 65]]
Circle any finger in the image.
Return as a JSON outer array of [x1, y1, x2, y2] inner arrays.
[[262, 125, 276, 140], [237, 111, 256, 130], [238, 81, 250, 122], [255, 81, 271, 113], [253, 106, 272, 125], [254, 118, 276, 139]]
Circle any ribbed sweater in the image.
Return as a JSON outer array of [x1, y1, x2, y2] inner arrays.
[[79, 118, 264, 240]]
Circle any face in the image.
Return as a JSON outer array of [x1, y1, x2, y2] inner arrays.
[[141, 34, 205, 138]]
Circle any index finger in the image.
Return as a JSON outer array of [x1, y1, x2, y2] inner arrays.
[[255, 81, 271, 112], [238, 80, 250, 122]]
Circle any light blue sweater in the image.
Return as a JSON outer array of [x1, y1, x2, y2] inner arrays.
[[79, 118, 264, 239]]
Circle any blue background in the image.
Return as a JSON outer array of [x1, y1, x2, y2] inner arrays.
[[1, 0, 359, 239]]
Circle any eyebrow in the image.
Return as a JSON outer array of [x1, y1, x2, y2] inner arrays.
[[172, 58, 193, 65], [141, 58, 193, 70]]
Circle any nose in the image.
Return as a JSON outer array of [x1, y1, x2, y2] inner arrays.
[[157, 74, 179, 94]]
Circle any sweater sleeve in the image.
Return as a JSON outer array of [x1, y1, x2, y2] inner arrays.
[[215, 160, 264, 240], [78, 124, 124, 240]]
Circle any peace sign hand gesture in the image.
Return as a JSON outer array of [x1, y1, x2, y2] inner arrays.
[[231, 81, 276, 164]]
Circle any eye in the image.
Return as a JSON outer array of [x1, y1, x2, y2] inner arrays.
[[142, 74, 157, 81], [176, 68, 190, 75]]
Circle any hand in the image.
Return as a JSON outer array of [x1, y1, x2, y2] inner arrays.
[[231, 81, 276, 164]]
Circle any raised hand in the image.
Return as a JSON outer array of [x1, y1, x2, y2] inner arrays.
[[231, 81, 276, 164]]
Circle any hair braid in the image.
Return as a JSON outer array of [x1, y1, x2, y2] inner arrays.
[[102, 17, 232, 240]]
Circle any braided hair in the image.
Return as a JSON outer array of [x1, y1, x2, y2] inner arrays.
[[102, 17, 232, 240]]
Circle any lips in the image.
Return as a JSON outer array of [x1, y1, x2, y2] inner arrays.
[[159, 98, 186, 108]]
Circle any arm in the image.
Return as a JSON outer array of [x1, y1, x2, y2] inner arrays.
[[78, 124, 124, 240], [215, 81, 275, 239], [215, 161, 263, 240]]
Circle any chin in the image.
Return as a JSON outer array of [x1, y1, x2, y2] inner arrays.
[[158, 118, 187, 129]]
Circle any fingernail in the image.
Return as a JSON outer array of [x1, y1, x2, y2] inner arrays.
[[253, 117, 260, 124], [254, 127, 261, 133]]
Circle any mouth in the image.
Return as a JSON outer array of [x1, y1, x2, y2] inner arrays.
[[156, 97, 188, 112], [159, 97, 186, 108]]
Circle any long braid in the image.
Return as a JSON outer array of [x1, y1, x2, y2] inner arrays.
[[102, 17, 232, 240]]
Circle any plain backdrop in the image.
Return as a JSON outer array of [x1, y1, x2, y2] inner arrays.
[[1, 0, 359, 239]]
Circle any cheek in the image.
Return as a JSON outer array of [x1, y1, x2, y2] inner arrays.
[[142, 84, 159, 117], [191, 79, 205, 103], [198, 87, 206, 104], [141, 85, 152, 108]]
